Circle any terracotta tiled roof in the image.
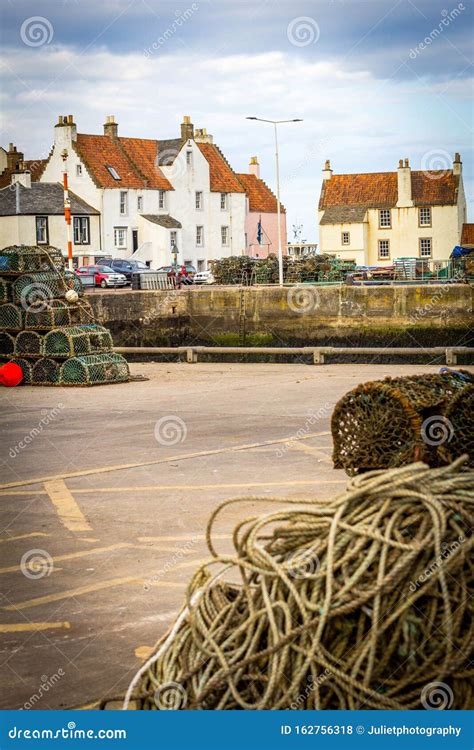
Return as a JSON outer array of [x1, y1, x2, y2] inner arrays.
[[73, 134, 172, 190], [197, 143, 245, 193], [119, 137, 172, 189], [461, 223, 474, 245], [0, 159, 47, 189], [236, 173, 285, 213], [319, 169, 459, 212]]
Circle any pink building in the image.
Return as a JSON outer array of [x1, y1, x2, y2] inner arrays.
[[237, 157, 287, 259]]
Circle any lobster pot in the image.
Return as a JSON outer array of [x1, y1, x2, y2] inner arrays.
[[0, 332, 15, 356], [24, 298, 94, 330], [9, 358, 33, 385], [0, 278, 13, 305], [442, 384, 474, 467], [0, 303, 23, 331], [13, 271, 83, 306], [60, 353, 129, 386], [15, 331, 43, 357], [43, 325, 112, 358], [331, 371, 474, 475], [0, 245, 65, 275], [31, 358, 60, 385]]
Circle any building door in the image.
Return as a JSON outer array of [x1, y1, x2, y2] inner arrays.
[[132, 230, 138, 253]]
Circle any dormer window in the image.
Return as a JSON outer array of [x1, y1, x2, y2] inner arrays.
[[106, 165, 121, 180]]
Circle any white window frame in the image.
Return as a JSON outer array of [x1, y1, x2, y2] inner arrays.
[[35, 216, 48, 245], [419, 207, 432, 227], [378, 239, 390, 259], [73, 216, 90, 245], [76, 164, 82, 177], [379, 209, 391, 228], [114, 227, 127, 249], [158, 191, 166, 210], [196, 225, 204, 247], [119, 191, 128, 216], [341, 231, 350, 246], [195, 191, 203, 210], [137, 195, 143, 211], [419, 237, 432, 258], [186, 150, 193, 167], [170, 230, 177, 250], [220, 193, 228, 211], [221, 225, 229, 246]]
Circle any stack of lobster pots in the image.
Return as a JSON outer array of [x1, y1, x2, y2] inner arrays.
[[0, 245, 129, 386]]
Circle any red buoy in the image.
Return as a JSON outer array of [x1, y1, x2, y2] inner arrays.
[[0, 362, 24, 387]]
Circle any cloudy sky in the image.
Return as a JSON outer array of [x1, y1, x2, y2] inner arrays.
[[1, 0, 472, 241]]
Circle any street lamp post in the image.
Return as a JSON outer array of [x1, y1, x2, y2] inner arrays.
[[246, 117, 302, 286]]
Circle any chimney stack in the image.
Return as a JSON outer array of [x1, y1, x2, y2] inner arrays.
[[249, 156, 260, 178], [11, 169, 31, 189], [396, 157, 413, 208], [104, 115, 118, 138], [322, 159, 333, 181], [7, 144, 24, 172], [54, 115, 77, 147], [194, 127, 213, 144], [453, 152, 462, 176], [181, 115, 194, 141]]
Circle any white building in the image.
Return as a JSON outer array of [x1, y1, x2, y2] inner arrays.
[[318, 156, 467, 266], [39, 115, 247, 269]]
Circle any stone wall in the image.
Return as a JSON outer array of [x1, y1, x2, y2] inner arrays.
[[88, 285, 474, 348]]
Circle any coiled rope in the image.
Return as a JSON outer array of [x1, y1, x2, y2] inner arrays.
[[119, 458, 473, 710]]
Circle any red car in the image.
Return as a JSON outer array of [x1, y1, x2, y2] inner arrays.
[[75, 265, 127, 288]]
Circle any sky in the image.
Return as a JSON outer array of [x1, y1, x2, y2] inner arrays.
[[1, 0, 473, 242]]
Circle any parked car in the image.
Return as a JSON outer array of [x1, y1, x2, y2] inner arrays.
[[95, 258, 155, 282], [75, 265, 127, 288], [193, 270, 215, 285], [158, 265, 195, 285]]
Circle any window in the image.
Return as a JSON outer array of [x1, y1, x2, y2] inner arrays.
[[378, 239, 390, 259], [35, 216, 49, 244], [341, 231, 350, 246], [379, 209, 391, 228], [73, 217, 90, 245], [137, 195, 143, 211], [197, 259, 205, 271], [196, 226, 203, 246], [195, 191, 203, 210], [76, 164, 82, 176], [106, 165, 121, 180], [119, 191, 128, 216], [158, 191, 166, 210], [170, 231, 177, 249], [419, 238, 432, 258], [114, 227, 127, 248], [220, 193, 228, 210], [419, 207, 432, 227], [221, 226, 229, 246], [186, 150, 193, 167]]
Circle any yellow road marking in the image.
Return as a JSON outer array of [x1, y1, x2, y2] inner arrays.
[[286, 441, 332, 461], [0, 543, 132, 575], [76, 701, 100, 710], [135, 645, 153, 660], [0, 621, 70, 633], [0, 532, 50, 543], [4, 576, 142, 611], [5, 578, 186, 611], [44, 479, 92, 533], [0, 431, 332, 490]]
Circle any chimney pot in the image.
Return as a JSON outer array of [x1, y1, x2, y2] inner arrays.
[[404, 158, 409, 168], [249, 156, 260, 178], [453, 152, 462, 175], [181, 116, 194, 141], [397, 157, 413, 207], [399, 159, 403, 168]]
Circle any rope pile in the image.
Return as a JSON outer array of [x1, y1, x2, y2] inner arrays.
[[119, 458, 473, 710], [332, 370, 474, 475]]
